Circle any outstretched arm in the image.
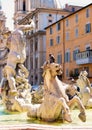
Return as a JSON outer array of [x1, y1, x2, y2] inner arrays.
[[17, 19, 35, 31]]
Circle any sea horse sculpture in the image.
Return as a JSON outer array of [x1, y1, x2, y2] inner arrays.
[[24, 62, 86, 122]]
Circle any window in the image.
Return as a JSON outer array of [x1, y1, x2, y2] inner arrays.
[[56, 36, 60, 44], [50, 27, 53, 34], [72, 7, 75, 12], [57, 53, 62, 64], [86, 8, 89, 18], [86, 46, 90, 50], [66, 69, 69, 77], [73, 49, 80, 61], [48, 20, 52, 23], [75, 28, 78, 37], [23, 0, 26, 11], [66, 19, 69, 27], [74, 68, 79, 77], [65, 51, 70, 62], [85, 23, 91, 33], [66, 32, 69, 40], [50, 39, 53, 46], [62, 15, 64, 18], [49, 14, 52, 17], [56, 22, 61, 31], [75, 14, 78, 23]]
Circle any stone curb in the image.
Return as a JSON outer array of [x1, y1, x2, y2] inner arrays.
[[0, 124, 92, 130]]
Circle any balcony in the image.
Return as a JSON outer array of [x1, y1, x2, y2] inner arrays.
[[76, 50, 92, 65]]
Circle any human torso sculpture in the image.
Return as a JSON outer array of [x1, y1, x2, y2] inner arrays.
[[0, 21, 35, 112], [7, 30, 26, 65], [4, 29, 26, 95]]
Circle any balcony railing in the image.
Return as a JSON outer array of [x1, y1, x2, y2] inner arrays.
[[76, 50, 92, 65]]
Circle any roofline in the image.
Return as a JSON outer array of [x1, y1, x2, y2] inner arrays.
[[27, 30, 46, 39], [18, 7, 70, 24], [45, 3, 92, 29]]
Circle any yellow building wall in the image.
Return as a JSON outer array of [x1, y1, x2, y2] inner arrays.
[[46, 4, 92, 82], [64, 5, 92, 82], [46, 21, 64, 62]]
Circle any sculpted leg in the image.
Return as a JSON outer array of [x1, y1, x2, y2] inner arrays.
[[68, 96, 86, 122], [81, 87, 90, 107], [18, 63, 29, 78], [4, 66, 17, 95], [59, 97, 72, 123]]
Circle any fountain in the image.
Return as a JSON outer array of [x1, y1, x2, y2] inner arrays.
[[0, 21, 92, 129]]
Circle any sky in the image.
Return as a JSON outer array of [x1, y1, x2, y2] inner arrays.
[[1, 0, 92, 31], [1, 0, 14, 30]]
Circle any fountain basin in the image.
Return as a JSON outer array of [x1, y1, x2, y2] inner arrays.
[[0, 104, 92, 130]]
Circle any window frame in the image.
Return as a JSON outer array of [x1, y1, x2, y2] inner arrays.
[[65, 50, 70, 62], [66, 19, 69, 27], [66, 32, 70, 41], [75, 14, 78, 23], [50, 27, 53, 34], [50, 39, 53, 46], [57, 53, 62, 64], [56, 22, 61, 31], [85, 23, 91, 33], [75, 27, 79, 37], [86, 8, 90, 18], [73, 48, 80, 61], [56, 35, 61, 44]]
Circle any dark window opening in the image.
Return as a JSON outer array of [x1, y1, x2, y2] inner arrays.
[[23, 0, 26, 11], [49, 14, 52, 17], [57, 22, 61, 31], [85, 23, 91, 33], [49, 20, 52, 23], [72, 7, 75, 12]]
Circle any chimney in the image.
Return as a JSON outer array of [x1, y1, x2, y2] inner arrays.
[[65, 4, 68, 8]]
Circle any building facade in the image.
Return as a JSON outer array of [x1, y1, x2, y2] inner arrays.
[[14, 0, 83, 85], [14, 0, 72, 85], [18, 8, 69, 85], [14, 0, 64, 28], [45, 3, 92, 82]]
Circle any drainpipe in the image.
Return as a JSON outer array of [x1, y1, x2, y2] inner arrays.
[[62, 19, 65, 81]]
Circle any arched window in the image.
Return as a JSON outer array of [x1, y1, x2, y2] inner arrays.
[[23, 0, 26, 11]]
